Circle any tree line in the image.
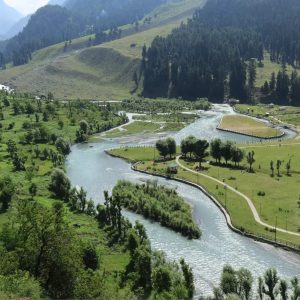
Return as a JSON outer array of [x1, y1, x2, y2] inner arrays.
[[0, 0, 166, 66], [142, 0, 300, 103], [155, 137, 256, 172], [201, 265, 300, 300], [261, 68, 300, 106]]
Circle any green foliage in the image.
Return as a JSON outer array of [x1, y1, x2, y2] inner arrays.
[[0, 176, 15, 212], [112, 180, 201, 239], [49, 169, 71, 200], [0, 272, 41, 300], [55, 137, 71, 156]]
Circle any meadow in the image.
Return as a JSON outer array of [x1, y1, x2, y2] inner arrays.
[[218, 115, 282, 138], [109, 141, 300, 248]]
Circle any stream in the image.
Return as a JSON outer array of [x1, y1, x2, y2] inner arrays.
[[66, 104, 300, 297]]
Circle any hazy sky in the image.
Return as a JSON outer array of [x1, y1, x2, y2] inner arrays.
[[4, 0, 48, 15]]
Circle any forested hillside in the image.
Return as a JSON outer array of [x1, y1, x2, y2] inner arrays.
[[0, 0, 166, 67], [142, 0, 300, 103]]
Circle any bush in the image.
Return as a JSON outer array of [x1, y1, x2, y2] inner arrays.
[[49, 169, 71, 201]]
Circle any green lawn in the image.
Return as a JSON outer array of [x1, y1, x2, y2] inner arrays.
[[219, 115, 281, 138], [235, 104, 300, 128], [104, 120, 185, 138], [108, 142, 300, 248]]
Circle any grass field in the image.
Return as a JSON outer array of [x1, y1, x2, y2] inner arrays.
[[109, 141, 300, 248], [235, 104, 300, 129], [104, 120, 185, 138], [218, 115, 282, 138]]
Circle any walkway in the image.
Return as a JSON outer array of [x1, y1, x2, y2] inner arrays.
[[175, 156, 300, 237]]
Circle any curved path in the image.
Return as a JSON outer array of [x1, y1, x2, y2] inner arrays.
[[176, 156, 300, 237]]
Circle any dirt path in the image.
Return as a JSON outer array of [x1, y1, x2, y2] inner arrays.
[[176, 156, 300, 237]]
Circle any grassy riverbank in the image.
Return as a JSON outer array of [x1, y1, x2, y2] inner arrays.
[[235, 104, 300, 129], [0, 92, 133, 296], [218, 115, 281, 138], [108, 143, 300, 249]]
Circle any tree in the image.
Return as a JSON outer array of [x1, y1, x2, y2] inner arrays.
[[221, 265, 238, 295], [247, 59, 257, 100], [279, 280, 288, 300], [270, 160, 274, 177], [49, 169, 71, 201], [231, 147, 244, 167], [210, 139, 223, 164], [193, 139, 209, 168], [83, 245, 99, 271], [286, 159, 291, 176], [79, 120, 89, 135], [55, 137, 71, 156], [180, 258, 195, 299], [156, 139, 169, 160], [58, 120, 64, 129], [29, 183, 38, 199], [246, 151, 255, 172], [0, 199, 82, 299], [291, 277, 300, 300], [269, 72, 276, 91], [77, 187, 87, 213], [221, 141, 233, 165], [166, 138, 176, 158], [260, 268, 279, 300], [276, 160, 282, 177], [181, 139, 189, 158], [0, 176, 15, 211], [152, 266, 172, 293], [185, 135, 197, 158]]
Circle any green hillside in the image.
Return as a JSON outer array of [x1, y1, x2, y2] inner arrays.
[[0, 0, 204, 100], [0, 0, 293, 100]]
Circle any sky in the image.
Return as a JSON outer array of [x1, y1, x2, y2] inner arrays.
[[4, 0, 48, 15]]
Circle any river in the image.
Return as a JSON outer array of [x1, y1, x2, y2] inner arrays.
[[66, 104, 300, 297]]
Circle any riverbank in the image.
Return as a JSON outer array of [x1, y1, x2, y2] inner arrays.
[[233, 104, 300, 138], [107, 145, 300, 251], [130, 161, 300, 254]]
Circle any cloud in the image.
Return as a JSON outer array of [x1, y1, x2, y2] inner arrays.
[[4, 0, 48, 15]]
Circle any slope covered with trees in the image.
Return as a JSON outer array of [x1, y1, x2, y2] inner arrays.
[[1, 0, 167, 66], [142, 0, 300, 102]]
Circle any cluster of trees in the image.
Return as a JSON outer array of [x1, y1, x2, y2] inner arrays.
[[96, 189, 195, 299], [197, 0, 300, 67], [180, 137, 256, 172], [119, 98, 210, 113], [112, 180, 201, 239], [202, 265, 300, 300], [156, 138, 176, 159], [142, 0, 300, 103], [0, 198, 104, 299], [261, 69, 300, 106], [270, 159, 292, 178]]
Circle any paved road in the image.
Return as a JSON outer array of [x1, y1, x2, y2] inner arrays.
[[176, 156, 300, 237]]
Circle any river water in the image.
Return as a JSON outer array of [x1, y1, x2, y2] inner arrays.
[[66, 104, 300, 297]]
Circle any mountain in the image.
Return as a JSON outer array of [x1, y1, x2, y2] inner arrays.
[[2, 0, 167, 66], [65, 0, 166, 31], [3, 15, 30, 40], [48, 0, 67, 5], [0, 0, 22, 36]]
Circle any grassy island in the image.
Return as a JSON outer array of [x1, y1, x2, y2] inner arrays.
[[113, 180, 201, 239], [218, 115, 282, 138]]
